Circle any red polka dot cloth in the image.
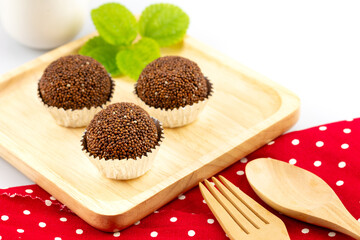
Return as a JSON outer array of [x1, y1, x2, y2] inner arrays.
[[1, 119, 359, 239]]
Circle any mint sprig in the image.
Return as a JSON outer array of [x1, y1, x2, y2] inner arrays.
[[79, 36, 123, 76], [116, 38, 160, 80], [139, 4, 190, 47], [80, 3, 189, 80], [91, 3, 137, 46]]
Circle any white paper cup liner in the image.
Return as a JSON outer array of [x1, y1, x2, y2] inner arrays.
[[81, 118, 163, 180], [134, 77, 213, 128], [37, 78, 115, 128]]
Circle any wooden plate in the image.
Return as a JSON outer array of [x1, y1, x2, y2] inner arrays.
[[0, 33, 300, 231]]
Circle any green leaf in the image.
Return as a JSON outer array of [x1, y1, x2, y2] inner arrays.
[[139, 3, 189, 47], [79, 36, 123, 76], [116, 38, 160, 80], [91, 3, 137, 46]]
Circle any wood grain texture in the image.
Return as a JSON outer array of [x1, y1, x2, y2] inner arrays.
[[246, 158, 360, 240], [0, 33, 300, 231]]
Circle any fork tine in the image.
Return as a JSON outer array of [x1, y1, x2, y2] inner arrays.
[[219, 175, 270, 224], [212, 177, 266, 228], [199, 182, 246, 240], [204, 180, 258, 234]]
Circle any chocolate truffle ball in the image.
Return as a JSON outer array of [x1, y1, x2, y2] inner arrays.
[[136, 56, 208, 110], [38, 55, 112, 110], [84, 103, 159, 160]]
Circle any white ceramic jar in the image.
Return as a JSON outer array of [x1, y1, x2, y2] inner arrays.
[[0, 0, 88, 49]]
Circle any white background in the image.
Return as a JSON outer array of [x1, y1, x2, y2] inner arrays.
[[1, 0, 360, 187]]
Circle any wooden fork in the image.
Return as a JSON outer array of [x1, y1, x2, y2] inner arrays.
[[199, 175, 290, 240]]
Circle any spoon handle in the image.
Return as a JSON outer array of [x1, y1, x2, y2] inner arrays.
[[332, 208, 360, 240]]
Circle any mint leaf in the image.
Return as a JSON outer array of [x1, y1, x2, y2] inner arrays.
[[91, 3, 137, 46], [116, 38, 160, 80], [139, 3, 189, 47], [79, 36, 123, 76]]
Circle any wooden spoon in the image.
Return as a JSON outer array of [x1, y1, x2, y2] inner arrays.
[[245, 158, 360, 240]]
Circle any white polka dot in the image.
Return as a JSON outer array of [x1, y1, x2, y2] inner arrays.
[[25, 189, 33, 194], [113, 232, 120, 237], [17, 229, 24, 233], [39, 222, 46, 228], [292, 139, 300, 145], [358, 218, 360, 222], [154, 210, 159, 213], [170, 217, 177, 222], [236, 170, 244, 176], [150, 231, 158, 237], [178, 194, 186, 200], [316, 141, 324, 147], [314, 161, 322, 167], [240, 158, 248, 163], [45, 200, 52, 206], [319, 126, 327, 131], [55, 238, 61, 240], [134, 220, 140, 225], [338, 162, 346, 168], [336, 180, 344, 186], [10, 194, 15, 198], [207, 219, 215, 224], [1, 215, 9, 221], [289, 158, 297, 165], [76, 229, 83, 234], [341, 143, 349, 149], [50, 196, 56, 200], [202, 199, 206, 204], [188, 230, 195, 237], [23, 210, 30, 215], [301, 228, 309, 234], [343, 128, 351, 134], [328, 232, 336, 237], [60, 217, 67, 222], [268, 141, 275, 145]]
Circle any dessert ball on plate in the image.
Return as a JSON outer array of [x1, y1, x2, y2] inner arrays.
[[134, 56, 212, 128], [38, 54, 114, 127], [81, 102, 163, 180]]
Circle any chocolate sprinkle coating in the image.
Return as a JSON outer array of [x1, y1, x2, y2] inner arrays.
[[84, 103, 159, 160], [136, 56, 208, 110], [38, 55, 112, 110]]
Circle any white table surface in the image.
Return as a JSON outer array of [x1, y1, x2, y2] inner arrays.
[[1, 0, 360, 188]]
